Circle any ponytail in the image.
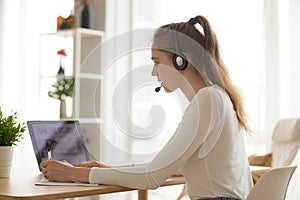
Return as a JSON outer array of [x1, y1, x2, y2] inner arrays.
[[189, 15, 251, 133]]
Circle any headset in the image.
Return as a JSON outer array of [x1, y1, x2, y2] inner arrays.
[[155, 21, 192, 92], [171, 23, 188, 71], [155, 18, 198, 92]]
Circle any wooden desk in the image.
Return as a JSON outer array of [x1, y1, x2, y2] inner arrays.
[[0, 170, 185, 200], [0, 161, 270, 200]]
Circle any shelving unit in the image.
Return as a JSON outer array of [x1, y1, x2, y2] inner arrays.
[[38, 27, 105, 160]]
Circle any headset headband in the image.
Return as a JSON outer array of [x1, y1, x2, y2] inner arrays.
[[188, 17, 198, 25], [170, 23, 188, 70], [171, 24, 181, 57]]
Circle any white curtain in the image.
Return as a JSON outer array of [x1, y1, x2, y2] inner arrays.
[[0, 0, 60, 171], [0, 0, 38, 117], [101, 0, 134, 164], [0, 0, 41, 171], [255, 0, 300, 154]]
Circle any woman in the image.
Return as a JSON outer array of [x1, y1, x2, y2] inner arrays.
[[41, 15, 253, 200]]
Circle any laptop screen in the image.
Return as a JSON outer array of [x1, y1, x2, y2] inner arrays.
[[27, 120, 90, 171]]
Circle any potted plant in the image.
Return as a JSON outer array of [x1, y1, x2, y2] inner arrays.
[[48, 48, 75, 119], [48, 76, 75, 119], [0, 107, 27, 177]]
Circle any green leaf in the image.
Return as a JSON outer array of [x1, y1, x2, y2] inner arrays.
[[0, 107, 27, 146]]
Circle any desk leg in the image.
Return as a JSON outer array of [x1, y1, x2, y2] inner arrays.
[[138, 190, 148, 200]]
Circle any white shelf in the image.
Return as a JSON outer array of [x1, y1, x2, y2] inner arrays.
[[77, 118, 102, 124], [42, 28, 105, 38], [77, 72, 102, 79]]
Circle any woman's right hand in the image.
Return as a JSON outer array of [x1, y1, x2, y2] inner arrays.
[[77, 160, 110, 168]]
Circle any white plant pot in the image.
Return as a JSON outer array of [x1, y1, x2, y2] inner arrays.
[[0, 146, 14, 178]]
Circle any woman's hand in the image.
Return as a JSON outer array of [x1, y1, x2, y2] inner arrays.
[[77, 160, 110, 168], [41, 160, 90, 183]]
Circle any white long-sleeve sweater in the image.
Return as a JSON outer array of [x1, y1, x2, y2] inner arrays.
[[89, 85, 253, 200]]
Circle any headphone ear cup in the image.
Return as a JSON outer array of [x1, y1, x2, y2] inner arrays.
[[173, 54, 188, 70]]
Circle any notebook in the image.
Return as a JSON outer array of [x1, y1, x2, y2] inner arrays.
[[27, 120, 91, 171]]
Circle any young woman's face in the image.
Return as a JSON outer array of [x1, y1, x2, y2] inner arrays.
[[151, 48, 183, 93]]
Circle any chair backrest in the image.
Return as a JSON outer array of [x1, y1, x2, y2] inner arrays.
[[246, 166, 297, 200], [272, 118, 300, 167]]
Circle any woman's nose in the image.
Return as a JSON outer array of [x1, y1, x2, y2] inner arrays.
[[152, 64, 158, 76]]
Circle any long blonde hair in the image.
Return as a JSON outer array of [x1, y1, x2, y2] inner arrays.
[[153, 15, 251, 132]]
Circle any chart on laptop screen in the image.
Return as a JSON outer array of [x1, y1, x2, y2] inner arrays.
[[27, 120, 90, 171]]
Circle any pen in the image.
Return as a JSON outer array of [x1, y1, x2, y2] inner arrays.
[[47, 148, 52, 160]]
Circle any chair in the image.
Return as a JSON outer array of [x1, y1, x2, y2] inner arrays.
[[246, 166, 297, 200], [249, 118, 300, 168], [249, 118, 300, 183], [270, 118, 300, 167]]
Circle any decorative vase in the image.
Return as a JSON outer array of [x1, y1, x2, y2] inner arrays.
[[60, 99, 67, 119], [81, 2, 92, 28], [0, 146, 14, 178], [57, 64, 65, 76], [57, 49, 66, 76]]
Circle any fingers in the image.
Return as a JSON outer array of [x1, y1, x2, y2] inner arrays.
[[40, 160, 61, 178], [40, 160, 74, 182], [77, 160, 98, 167], [77, 160, 110, 168], [77, 162, 93, 168], [41, 166, 52, 180], [41, 160, 54, 179], [41, 167, 48, 179], [40, 160, 52, 168]]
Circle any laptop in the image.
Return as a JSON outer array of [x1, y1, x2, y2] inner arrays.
[[27, 120, 91, 171]]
